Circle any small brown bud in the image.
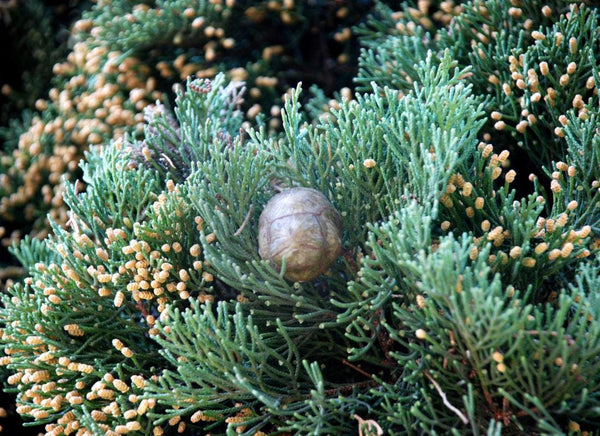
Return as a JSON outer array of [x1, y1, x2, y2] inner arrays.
[[531, 31, 545, 40]]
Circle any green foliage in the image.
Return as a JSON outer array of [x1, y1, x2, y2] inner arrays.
[[357, 1, 599, 170], [0, 0, 393, 288], [0, 80, 243, 434], [355, 0, 600, 293], [147, 301, 304, 431], [1, 1, 600, 435], [553, 110, 600, 229]]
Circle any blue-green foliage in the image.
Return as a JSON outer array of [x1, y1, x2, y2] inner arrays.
[[2, 2, 600, 435]]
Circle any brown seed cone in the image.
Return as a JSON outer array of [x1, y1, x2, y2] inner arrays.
[[258, 187, 343, 282]]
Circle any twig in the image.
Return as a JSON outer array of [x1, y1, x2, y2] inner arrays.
[[161, 153, 176, 169], [323, 379, 378, 397], [0, 266, 25, 280], [424, 371, 469, 424], [342, 359, 373, 379], [524, 329, 576, 346], [234, 204, 254, 236]]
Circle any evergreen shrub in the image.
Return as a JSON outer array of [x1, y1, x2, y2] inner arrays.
[[1, 1, 600, 435]]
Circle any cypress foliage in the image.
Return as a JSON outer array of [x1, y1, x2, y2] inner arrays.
[[0, 0, 389, 288], [1, 1, 600, 435]]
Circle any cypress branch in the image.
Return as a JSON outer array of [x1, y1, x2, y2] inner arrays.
[[2, 2, 600, 434]]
